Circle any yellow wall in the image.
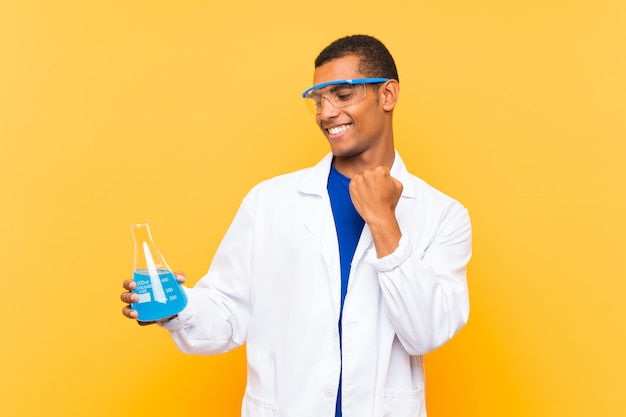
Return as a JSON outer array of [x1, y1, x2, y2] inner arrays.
[[1, 1, 624, 416]]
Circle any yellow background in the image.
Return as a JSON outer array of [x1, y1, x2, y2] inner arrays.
[[1, 0, 624, 416]]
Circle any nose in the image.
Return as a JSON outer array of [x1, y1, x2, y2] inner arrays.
[[317, 96, 340, 119]]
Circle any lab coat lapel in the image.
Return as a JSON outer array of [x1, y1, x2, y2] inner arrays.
[[307, 210, 341, 320], [299, 153, 341, 320], [351, 226, 373, 275]]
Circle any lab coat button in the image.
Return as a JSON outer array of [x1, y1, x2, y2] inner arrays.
[[324, 387, 336, 397]]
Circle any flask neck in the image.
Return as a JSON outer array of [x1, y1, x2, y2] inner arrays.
[[130, 223, 169, 271], [131, 223, 153, 245]]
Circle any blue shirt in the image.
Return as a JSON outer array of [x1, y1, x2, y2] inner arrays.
[[327, 163, 365, 417]]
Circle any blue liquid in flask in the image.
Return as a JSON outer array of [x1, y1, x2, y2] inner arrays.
[[132, 269, 188, 322]]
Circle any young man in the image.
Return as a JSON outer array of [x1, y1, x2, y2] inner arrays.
[[121, 35, 472, 417]]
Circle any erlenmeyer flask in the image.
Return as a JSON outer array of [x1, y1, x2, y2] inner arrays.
[[130, 222, 188, 322]]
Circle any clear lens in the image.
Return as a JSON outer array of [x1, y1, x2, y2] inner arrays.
[[304, 83, 367, 114]]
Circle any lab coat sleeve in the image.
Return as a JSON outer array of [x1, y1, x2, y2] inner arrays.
[[160, 196, 255, 355], [370, 204, 472, 355]]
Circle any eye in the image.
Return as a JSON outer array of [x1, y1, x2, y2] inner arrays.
[[333, 87, 355, 102], [307, 93, 322, 106]]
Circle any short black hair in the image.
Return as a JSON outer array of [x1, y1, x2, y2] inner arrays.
[[314, 34, 399, 83]]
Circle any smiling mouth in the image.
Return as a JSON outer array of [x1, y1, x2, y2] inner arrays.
[[327, 124, 351, 135]]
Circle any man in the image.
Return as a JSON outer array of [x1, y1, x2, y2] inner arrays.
[[121, 34, 471, 417]]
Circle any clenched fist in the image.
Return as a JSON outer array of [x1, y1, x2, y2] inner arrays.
[[349, 166, 403, 257]]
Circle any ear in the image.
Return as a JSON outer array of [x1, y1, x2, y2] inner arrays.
[[380, 79, 399, 111]]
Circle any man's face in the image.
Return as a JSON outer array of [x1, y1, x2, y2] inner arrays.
[[311, 55, 390, 160]]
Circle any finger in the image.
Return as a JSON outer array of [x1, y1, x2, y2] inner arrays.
[[391, 176, 403, 193], [123, 279, 136, 291], [174, 271, 186, 284], [375, 165, 391, 176], [122, 305, 138, 319], [120, 291, 138, 304]]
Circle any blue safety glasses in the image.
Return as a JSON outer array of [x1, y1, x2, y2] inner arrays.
[[301, 78, 389, 114]]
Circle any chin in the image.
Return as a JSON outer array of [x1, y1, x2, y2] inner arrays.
[[330, 147, 360, 159]]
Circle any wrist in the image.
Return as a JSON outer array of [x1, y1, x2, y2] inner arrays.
[[368, 219, 401, 258]]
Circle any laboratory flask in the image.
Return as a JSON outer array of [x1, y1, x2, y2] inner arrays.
[[130, 222, 188, 322]]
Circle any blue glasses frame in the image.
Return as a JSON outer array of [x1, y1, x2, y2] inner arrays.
[[301, 77, 390, 98]]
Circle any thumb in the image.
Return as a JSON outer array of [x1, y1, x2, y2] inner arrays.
[[391, 176, 403, 194]]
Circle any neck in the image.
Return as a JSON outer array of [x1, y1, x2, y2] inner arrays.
[[332, 147, 395, 178]]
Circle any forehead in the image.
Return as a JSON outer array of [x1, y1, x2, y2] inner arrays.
[[313, 55, 363, 85]]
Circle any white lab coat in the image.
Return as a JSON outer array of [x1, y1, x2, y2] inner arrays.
[[162, 151, 472, 417]]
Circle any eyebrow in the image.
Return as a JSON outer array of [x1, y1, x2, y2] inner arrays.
[[327, 83, 352, 94]]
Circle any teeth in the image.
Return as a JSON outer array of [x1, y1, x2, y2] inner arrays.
[[328, 125, 350, 135]]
